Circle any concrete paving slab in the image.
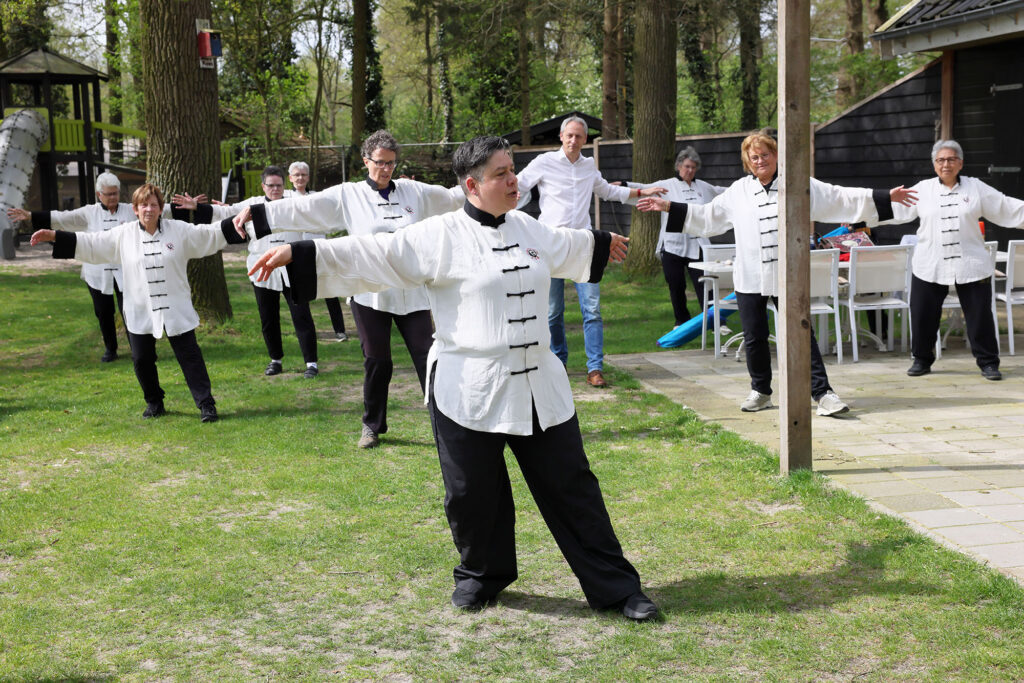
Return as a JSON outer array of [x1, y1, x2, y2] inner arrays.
[[904, 508, 992, 528], [971, 542, 1024, 568], [935, 524, 1024, 547]]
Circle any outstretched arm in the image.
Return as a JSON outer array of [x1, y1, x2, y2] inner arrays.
[[30, 229, 55, 245], [7, 207, 30, 223]]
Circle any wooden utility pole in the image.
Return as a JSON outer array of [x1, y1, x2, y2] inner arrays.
[[777, 0, 813, 472]]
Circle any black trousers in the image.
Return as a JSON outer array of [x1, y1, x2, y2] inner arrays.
[[324, 297, 347, 334], [910, 274, 998, 368], [252, 284, 318, 363], [87, 283, 126, 353], [428, 382, 642, 609], [736, 291, 832, 399], [128, 329, 213, 408], [350, 300, 432, 434], [661, 250, 705, 326]]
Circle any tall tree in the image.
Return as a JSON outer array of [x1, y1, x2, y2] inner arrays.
[[0, 0, 51, 59], [733, 0, 762, 130], [625, 0, 676, 277], [601, 0, 623, 140], [349, 0, 385, 168], [836, 0, 865, 106], [139, 0, 231, 323], [866, 0, 888, 31], [679, 0, 723, 131]]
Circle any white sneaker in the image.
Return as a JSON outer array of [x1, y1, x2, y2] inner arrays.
[[816, 391, 849, 416], [740, 390, 772, 412]]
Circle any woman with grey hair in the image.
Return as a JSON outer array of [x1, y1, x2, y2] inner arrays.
[[7, 173, 204, 362], [884, 140, 1024, 380], [234, 129, 465, 449], [630, 146, 725, 327]]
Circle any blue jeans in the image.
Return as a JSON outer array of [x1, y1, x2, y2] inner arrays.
[[549, 279, 603, 372]]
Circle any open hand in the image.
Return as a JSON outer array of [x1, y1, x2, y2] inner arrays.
[[233, 206, 252, 239], [30, 229, 55, 245], [7, 207, 30, 222], [890, 185, 918, 207], [636, 197, 670, 213], [247, 244, 292, 282], [609, 233, 629, 263], [639, 186, 667, 197]]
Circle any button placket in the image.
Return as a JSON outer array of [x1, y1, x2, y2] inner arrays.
[[493, 237, 538, 377], [142, 234, 169, 313]]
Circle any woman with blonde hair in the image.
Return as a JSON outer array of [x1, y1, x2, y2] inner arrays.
[[639, 130, 917, 416]]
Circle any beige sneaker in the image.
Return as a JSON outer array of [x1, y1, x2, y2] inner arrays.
[[816, 391, 849, 417], [740, 390, 772, 412], [357, 424, 379, 449]]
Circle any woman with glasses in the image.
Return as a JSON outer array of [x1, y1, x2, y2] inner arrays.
[[235, 130, 464, 449], [885, 140, 1024, 381], [639, 130, 917, 416]]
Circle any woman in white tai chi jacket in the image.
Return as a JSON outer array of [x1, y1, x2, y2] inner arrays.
[[237, 130, 464, 449], [8, 172, 203, 362], [639, 130, 917, 416], [882, 140, 1024, 381], [31, 183, 248, 422], [245, 135, 660, 622]]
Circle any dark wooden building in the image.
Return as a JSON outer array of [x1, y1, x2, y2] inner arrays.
[[869, 0, 1024, 247]]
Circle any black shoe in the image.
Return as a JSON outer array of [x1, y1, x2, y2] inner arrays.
[[100, 350, 118, 363], [264, 361, 283, 376], [142, 401, 165, 418], [303, 365, 319, 379], [200, 402, 218, 423], [619, 592, 659, 621], [981, 365, 1003, 381], [451, 587, 489, 612], [906, 360, 931, 377]]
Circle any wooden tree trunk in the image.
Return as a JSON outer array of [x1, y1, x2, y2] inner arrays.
[[615, 0, 628, 136], [735, 0, 762, 129], [437, 20, 454, 145], [836, 0, 865, 106], [625, 0, 676, 278], [518, 6, 531, 146], [866, 0, 888, 32], [351, 0, 368, 162], [601, 0, 621, 140], [139, 0, 231, 324]]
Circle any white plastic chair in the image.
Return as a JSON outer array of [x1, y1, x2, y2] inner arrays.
[[936, 240, 1000, 358], [997, 239, 1024, 355], [810, 248, 843, 364], [840, 244, 913, 362], [699, 244, 738, 358]]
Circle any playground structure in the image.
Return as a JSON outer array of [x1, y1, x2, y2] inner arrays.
[[0, 48, 247, 259]]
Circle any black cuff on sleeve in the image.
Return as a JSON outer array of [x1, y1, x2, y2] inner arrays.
[[30, 211, 50, 229], [193, 203, 214, 224], [666, 201, 688, 232], [220, 218, 248, 245], [250, 203, 272, 240], [873, 188, 894, 222], [588, 230, 612, 283], [52, 230, 77, 259], [285, 240, 318, 303], [169, 204, 190, 221]]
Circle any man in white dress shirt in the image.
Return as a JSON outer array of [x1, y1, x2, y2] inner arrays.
[[246, 135, 659, 621], [516, 116, 665, 387]]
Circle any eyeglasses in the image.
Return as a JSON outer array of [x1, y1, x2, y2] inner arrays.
[[367, 158, 397, 169], [934, 157, 961, 165], [263, 183, 284, 189], [748, 154, 774, 163]]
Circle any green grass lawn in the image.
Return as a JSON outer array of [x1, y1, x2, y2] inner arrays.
[[2, 257, 1024, 681]]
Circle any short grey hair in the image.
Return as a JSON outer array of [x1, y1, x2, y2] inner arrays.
[[559, 115, 588, 134], [288, 161, 309, 175], [361, 130, 400, 160], [452, 136, 511, 190], [675, 146, 701, 170], [931, 139, 964, 162], [95, 172, 120, 191]]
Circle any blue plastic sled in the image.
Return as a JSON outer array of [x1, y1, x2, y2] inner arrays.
[[657, 293, 737, 348]]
